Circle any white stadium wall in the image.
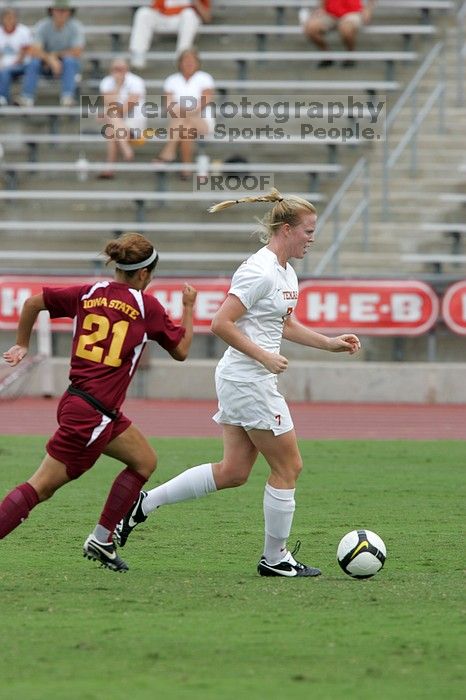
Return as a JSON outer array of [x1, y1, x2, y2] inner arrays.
[[16, 358, 466, 404]]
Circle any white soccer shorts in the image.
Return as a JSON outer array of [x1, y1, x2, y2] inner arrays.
[[213, 374, 294, 436]]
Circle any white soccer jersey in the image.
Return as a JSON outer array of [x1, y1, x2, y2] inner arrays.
[[216, 246, 299, 382]]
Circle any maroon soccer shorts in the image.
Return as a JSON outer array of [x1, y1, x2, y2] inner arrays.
[[46, 392, 132, 479]]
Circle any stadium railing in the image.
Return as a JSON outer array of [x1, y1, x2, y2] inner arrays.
[[0, 221, 259, 235], [439, 194, 466, 205], [401, 253, 466, 274], [0, 250, 260, 277], [81, 24, 437, 53], [0, 189, 326, 223], [457, 0, 466, 106], [300, 157, 370, 277], [84, 50, 418, 82], [0, 0, 454, 17], [82, 76, 400, 95], [0, 161, 342, 193], [0, 133, 361, 166], [421, 223, 466, 254], [382, 42, 446, 216]]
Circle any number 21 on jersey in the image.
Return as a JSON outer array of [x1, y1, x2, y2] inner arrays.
[[75, 313, 129, 367]]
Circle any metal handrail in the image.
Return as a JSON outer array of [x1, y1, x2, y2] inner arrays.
[[302, 39, 448, 276], [382, 41, 445, 216], [457, 0, 466, 106], [385, 42, 443, 129], [303, 157, 370, 276]]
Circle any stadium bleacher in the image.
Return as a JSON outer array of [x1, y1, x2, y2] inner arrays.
[[0, 0, 463, 284], [85, 49, 416, 82]]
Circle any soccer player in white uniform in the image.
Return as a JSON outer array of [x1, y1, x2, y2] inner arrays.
[[116, 188, 361, 577]]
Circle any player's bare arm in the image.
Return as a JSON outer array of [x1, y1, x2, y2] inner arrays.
[[169, 283, 197, 361], [211, 294, 288, 374], [3, 293, 47, 366], [283, 315, 361, 354]]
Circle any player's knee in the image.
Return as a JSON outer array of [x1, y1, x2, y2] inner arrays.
[[213, 461, 249, 489], [36, 484, 59, 502], [279, 455, 303, 482], [133, 446, 157, 479], [226, 470, 249, 488], [145, 447, 158, 476], [293, 455, 304, 480]]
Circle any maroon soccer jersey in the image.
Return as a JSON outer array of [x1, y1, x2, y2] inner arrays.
[[43, 280, 185, 410]]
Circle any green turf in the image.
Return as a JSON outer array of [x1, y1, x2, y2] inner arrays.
[[0, 437, 464, 700]]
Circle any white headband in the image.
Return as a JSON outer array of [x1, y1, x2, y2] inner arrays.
[[115, 249, 158, 271]]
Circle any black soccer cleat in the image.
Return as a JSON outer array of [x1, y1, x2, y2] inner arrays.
[[113, 490, 148, 548], [83, 534, 129, 572], [257, 541, 321, 578]]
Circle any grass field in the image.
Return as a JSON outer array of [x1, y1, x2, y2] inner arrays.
[[0, 436, 464, 700]]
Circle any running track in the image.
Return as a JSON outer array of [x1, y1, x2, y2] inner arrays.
[[0, 398, 465, 439]]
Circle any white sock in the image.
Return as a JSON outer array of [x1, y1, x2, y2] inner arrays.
[[142, 463, 217, 515], [263, 483, 296, 565]]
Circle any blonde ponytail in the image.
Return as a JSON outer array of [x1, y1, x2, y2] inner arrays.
[[208, 188, 316, 243], [207, 187, 284, 214]]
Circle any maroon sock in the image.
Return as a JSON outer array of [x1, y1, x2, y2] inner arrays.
[[0, 482, 40, 539], [98, 468, 147, 540]]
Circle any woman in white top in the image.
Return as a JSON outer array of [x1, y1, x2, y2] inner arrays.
[[98, 58, 147, 178], [155, 48, 214, 179], [0, 8, 32, 105], [115, 188, 361, 577]]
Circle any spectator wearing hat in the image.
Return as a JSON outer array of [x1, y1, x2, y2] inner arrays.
[[130, 1, 211, 70], [0, 7, 32, 105], [18, 0, 85, 106]]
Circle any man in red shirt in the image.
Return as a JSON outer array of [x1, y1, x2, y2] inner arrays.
[[302, 0, 376, 67], [130, 0, 211, 69], [0, 232, 197, 573]]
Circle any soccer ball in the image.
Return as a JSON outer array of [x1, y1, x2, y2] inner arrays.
[[337, 529, 386, 579]]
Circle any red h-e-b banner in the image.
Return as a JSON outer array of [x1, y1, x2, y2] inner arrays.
[[0, 275, 453, 336], [295, 280, 439, 335], [0, 276, 232, 333], [442, 281, 466, 335]]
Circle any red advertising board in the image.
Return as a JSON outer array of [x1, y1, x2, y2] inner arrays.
[[442, 281, 466, 336], [0, 276, 442, 336], [295, 280, 439, 336], [0, 276, 231, 333]]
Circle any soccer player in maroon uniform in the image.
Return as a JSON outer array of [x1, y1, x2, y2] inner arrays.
[[0, 232, 197, 572]]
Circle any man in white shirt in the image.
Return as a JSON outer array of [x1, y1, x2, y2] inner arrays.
[[0, 8, 32, 105], [130, 0, 211, 69]]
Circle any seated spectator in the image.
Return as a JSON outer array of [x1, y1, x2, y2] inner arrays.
[[130, 0, 211, 69], [0, 8, 32, 106], [18, 0, 85, 107], [154, 48, 215, 180], [98, 58, 147, 179], [301, 0, 376, 68]]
